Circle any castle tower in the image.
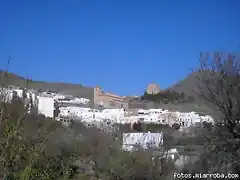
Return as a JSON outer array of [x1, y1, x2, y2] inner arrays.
[[146, 83, 160, 94]]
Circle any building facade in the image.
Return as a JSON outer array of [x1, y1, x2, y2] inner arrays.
[[37, 96, 55, 118], [93, 86, 128, 109]]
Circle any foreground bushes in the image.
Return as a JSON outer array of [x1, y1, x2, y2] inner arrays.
[[1, 98, 234, 179], [0, 99, 180, 180], [0, 100, 78, 179]]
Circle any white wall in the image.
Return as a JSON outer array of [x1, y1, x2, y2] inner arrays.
[[31, 93, 37, 106], [37, 96, 55, 118], [101, 108, 125, 121], [0, 88, 16, 102], [14, 89, 23, 98], [122, 132, 163, 151], [59, 107, 101, 120], [56, 105, 214, 127]]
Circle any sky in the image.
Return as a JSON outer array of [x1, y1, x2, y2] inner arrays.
[[0, 0, 239, 96]]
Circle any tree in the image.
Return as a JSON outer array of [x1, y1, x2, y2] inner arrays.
[[191, 51, 240, 174], [202, 121, 213, 131], [172, 123, 180, 130], [141, 90, 187, 103], [0, 94, 80, 179]]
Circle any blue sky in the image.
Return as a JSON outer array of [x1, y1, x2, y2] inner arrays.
[[0, 0, 239, 96]]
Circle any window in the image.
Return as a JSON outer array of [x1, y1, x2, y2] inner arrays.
[[121, 104, 123, 108]]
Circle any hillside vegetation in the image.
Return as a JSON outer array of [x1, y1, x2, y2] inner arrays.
[[0, 98, 183, 179], [141, 89, 194, 104]]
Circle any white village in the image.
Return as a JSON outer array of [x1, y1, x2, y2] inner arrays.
[[1, 85, 215, 170], [1, 1, 239, 178]]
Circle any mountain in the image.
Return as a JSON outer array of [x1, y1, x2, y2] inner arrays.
[[128, 71, 213, 113], [0, 70, 94, 100], [140, 72, 201, 103], [0, 70, 213, 113], [0, 70, 205, 104], [169, 71, 201, 96], [0, 70, 200, 100]]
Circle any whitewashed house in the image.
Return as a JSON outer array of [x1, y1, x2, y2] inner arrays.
[[14, 89, 24, 98], [122, 132, 163, 151], [57, 96, 90, 105], [37, 96, 55, 118], [101, 108, 125, 123], [74, 98, 90, 104], [53, 94, 66, 100], [59, 107, 102, 121], [137, 109, 171, 124], [176, 112, 214, 129], [0, 88, 17, 102]]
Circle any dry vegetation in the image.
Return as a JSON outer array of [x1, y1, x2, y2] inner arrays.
[[0, 98, 182, 180], [0, 51, 240, 179]]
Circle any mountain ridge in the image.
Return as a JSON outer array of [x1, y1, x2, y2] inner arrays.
[[0, 70, 213, 113], [0, 70, 199, 100], [0, 70, 94, 100]]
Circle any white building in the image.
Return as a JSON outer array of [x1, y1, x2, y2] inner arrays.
[[137, 109, 170, 124], [59, 107, 100, 119], [74, 98, 90, 104], [122, 132, 163, 151], [56, 97, 90, 105], [176, 112, 214, 128], [101, 108, 125, 123], [0, 88, 17, 102], [37, 96, 55, 118], [31, 92, 37, 106], [14, 89, 24, 98], [0, 88, 27, 102], [53, 94, 66, 100]]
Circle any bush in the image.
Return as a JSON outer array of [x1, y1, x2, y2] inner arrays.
[[172, 123, 180, 130], [0, 98, 178, 180], [141, 90, 191, 104], [117, 123, 171, 133], [0, 99, 78, 179]]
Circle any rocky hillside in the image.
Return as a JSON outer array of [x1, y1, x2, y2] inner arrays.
[[170, 71, 201, 96]]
